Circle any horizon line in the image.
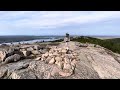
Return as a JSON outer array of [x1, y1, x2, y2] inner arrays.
[[0, 35, 120, 36]]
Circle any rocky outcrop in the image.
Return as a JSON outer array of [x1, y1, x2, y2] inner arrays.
[[4, 54, 21, 64], [1, 41, 120, 79]]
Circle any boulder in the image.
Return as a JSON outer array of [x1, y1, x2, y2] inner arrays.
[[63, 63, 72, 70], [34, 45, 40, 50], [88, 44, 94, 47], [71, 59, 77, 67], [20, 45, 31, 49], [49, 50, 53, 53], [41, 56, 45, 61], [0, 67, 8, 78], [4, 54, 21, 63], [55, 57, 62, 62], [22, 51, 31, 57], [46, 56, 52, 62], [31, 50, 40, 55], [96, 45, 101, 48], [7, 48, 15, 56], [10, 69, 36, 79], [14, 47, 20, 51], [0, 50, 6, 62], [6, 48, 24, 57], [65, 54, 74, 59], [48, 53, 53, 57], [43, 52, 49, 57], [41, 53, 50, 61], [20, 48, 26, 52], [10, 72, 21, 79], [56, 61, 63, 69], [59, 70, 73, 77], [57, 48, 62, 51], [39, 49, 48, 54], [50, 66, 60, 76], [64, 57, 70, 64], [61, 49, 67, 53], [14, 51, 24, 57], [51, 46, 57, 49], [66, 50, 72, 54], [0, 44, 9, 48], [79, 43, 88, 47], [27, 47, 34, 51]]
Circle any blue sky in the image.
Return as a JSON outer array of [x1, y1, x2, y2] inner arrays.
[[0, 11, 120, 36]]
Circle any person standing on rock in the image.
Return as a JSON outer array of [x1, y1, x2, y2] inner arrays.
[[66, 33, 70, 42], [64, 33, 70, 50]]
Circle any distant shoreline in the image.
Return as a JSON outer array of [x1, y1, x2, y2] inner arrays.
[[0, 36, 64, 45], [92, 36, 120, 40], [0, 35, 120, 45]]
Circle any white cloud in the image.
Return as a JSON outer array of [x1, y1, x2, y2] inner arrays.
[[0, 11, 120, 30]]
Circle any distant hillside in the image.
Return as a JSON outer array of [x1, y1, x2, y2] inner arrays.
[[71, 36, 120, 54]]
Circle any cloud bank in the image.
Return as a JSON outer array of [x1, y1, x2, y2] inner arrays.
[[0, 11, 120, 35]]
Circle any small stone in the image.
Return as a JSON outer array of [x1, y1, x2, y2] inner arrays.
[[51, 66, 60, 76], [61, 55, 65, 58], [52, 52, 59, 56], [56, 61, 63, 69], [56, 48, 61, 52], [0, 68, 8, 78], [63, 63, 72, 70], [34, 57, 41, 60], [73, 53, 78, 56], [43, 71, 51, 79], [41, 58, 44, 61], [44, 52, 49, 57], [66, 54, 74, 58], [64, 57, 70, 64], [41, 54, 46, 61], [71, 66, 75, 70], [59, 71, 73, 77], [71, 59, 77, 67], [10, 72, 21, 79], [49, 53, 53, 57], [49, 58, 55, 64], [46, 56, 52, 60], [44, 56, 52, 63], [31, 50, 40, 55]]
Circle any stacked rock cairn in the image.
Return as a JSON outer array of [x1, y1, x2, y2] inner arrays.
[[40, 33, 79, 77]]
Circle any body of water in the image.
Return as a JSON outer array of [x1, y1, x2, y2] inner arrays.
[[0, 36, 64, 45]]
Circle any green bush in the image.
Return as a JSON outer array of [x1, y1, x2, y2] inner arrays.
[[71, 36, 120, 54]]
